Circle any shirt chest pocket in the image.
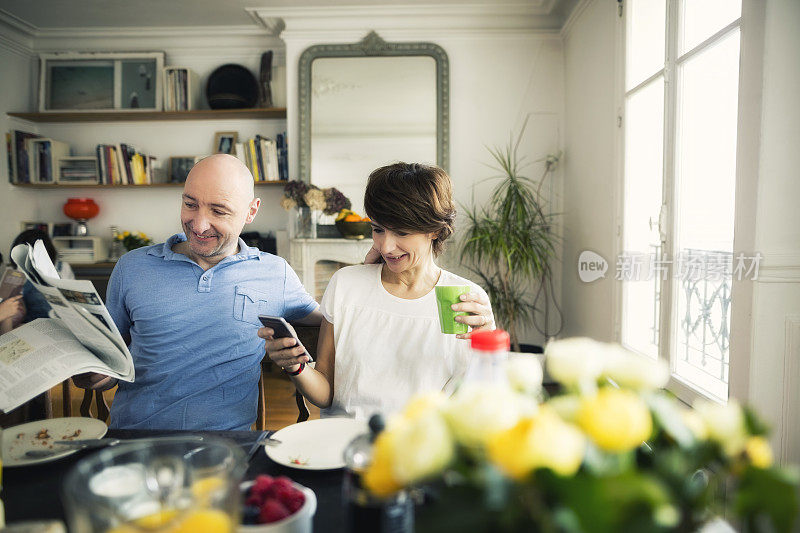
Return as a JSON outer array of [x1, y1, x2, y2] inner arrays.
[[233, 285, 271, 326]]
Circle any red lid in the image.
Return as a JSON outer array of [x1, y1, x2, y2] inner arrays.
[[470, 329, 510, 352]]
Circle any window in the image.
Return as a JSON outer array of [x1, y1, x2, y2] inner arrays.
[[620, 0, 742, 403]]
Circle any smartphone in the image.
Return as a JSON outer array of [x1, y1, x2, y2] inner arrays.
[[258, 315, 312, 361]]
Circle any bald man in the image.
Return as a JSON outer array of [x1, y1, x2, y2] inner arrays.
[[75, 155, 320, 430]]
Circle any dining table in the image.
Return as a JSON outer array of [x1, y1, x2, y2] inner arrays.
[[2, 428, 347, 531]]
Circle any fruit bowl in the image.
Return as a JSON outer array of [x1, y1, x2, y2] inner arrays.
[[239, 476, 317, 533], [335, 219, 372, 240]]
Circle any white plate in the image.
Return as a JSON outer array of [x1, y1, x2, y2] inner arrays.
[[265, 417, 367, 470], [2, 416, 108, 467]]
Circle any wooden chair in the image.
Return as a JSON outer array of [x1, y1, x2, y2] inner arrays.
[[255, 324, 320, 430]]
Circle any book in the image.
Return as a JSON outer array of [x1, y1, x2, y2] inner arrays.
[[26, 139, 70, 183], [1, 241, 135, 413], [10, 130, 42, 183]]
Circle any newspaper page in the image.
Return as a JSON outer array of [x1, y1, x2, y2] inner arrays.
[[0, 318, 130, 412], [0, 242, 135, 411]]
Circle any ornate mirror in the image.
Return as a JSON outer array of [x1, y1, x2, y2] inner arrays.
[[298, 31, 449, 213]]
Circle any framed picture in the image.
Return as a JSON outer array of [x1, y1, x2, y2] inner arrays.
[[214, 131, 238, 155], [169, 156, 200, 183], [39, 52, 165, 112], [20, 221, 50, 234]]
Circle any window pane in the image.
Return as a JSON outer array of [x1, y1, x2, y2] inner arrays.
[[626, 0, 666, 90], [672, 31, 740, 401], [680, 0, 741, 54], [622, 78, 664, 359]]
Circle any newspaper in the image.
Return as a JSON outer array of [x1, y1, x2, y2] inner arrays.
[[0, 241, 134, 413]]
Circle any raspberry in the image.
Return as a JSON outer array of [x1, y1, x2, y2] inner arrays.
[[259, 499, 290, 524], [280, 490, 305, 513], [252, 475, 273, 492]]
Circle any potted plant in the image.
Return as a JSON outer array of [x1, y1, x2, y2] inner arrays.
[[460, 118, 562, 351]]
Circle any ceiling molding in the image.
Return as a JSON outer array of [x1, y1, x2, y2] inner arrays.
[[0, 9, 35, 55], [250, 3, 565, 35], [560, 0, 595, 40]]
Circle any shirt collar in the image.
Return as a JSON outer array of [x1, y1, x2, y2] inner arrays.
[[148, 233, 261, 263]]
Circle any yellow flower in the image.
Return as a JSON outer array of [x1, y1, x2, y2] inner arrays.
[[577, 387, 652, 452], [363, 430, 403, 497], [123, 231, 130, 237], [744, 436, 773, 469], [445, 384, 523, 450], [693, 399, 747, 456], [488, 408, 585, 479]]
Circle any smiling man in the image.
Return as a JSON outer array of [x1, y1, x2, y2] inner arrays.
[[74, 154, 320, 430]]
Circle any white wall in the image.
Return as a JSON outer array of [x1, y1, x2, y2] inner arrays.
[[0, 27, 37, 256], [0, 26, 290, 254], [745, 0, 800, 466], [259, 4, 565, 346], [560, 0, 616, 342]]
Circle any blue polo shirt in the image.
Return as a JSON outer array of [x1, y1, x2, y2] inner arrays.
[[106, 233, 317, 430]]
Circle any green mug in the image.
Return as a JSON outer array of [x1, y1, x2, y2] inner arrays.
[[435, 285, 471, 334]]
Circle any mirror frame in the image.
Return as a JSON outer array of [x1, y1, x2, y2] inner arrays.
[[298, 31, 449, 183]]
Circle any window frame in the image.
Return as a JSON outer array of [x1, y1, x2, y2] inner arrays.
[[615, 0, 746, 405]]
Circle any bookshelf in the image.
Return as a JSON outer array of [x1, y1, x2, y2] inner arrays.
[[7, 107, 289, 186], [13, 181, 287, 189], [7, 108, 286, 122]]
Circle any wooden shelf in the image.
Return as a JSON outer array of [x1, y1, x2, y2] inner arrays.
[[12, 181, 288, 189], [7, 108, 286, 123]]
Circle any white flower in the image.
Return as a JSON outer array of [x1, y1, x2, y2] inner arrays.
[[506, 355, 543, 395], [693, 399, 747, 456], [445, 384, 522, 449], [390, 411, 454, 485], [545, 337, 608, 391], [601, 344, 669, 390]]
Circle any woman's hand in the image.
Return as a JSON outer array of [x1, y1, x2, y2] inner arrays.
[[258, 326, 310, 372], [453, 292, 495, 340], [363, 247, 383, 264], [0, 295, 23, 323]]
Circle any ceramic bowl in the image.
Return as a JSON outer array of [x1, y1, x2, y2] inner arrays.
[[238, 480, 317, 533], [335, 219, 372, 240]]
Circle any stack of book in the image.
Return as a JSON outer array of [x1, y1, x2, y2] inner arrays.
[[163, 67, 197, 111], [5, 130, 74, 184], [95, 144, 157, 185], [233, 132, 288, 182]]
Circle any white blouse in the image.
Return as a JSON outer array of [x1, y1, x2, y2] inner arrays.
[[320, 263, 490, 420]]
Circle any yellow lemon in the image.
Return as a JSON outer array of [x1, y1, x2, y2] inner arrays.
[[745, 436, 773, 468], [401, 392, 446, 421], [123, 231, 130, 237], [191, 476, 226, 505], [171, 509, 233, 533], [336, 209, 352, 221], [577, 387, 652, 452]]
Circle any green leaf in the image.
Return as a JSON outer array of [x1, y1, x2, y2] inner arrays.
[[734, 466, 800, 532]]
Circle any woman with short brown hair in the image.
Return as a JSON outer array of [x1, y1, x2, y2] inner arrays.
[[265, 162, 494, 420]]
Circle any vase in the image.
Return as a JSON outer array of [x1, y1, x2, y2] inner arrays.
[[293, 207, 317, 239]]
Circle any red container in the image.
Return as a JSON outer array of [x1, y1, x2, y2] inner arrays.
[[63, 198, 99, 220]]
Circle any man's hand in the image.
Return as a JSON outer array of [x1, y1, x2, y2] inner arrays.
[[73, 372, 118, 391], [258, 326, 310, 373], [453, 292, 495, 340]]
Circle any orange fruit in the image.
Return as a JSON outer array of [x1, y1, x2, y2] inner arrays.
[[361, 217, 371, 222], [344, 214, 361, 222]]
